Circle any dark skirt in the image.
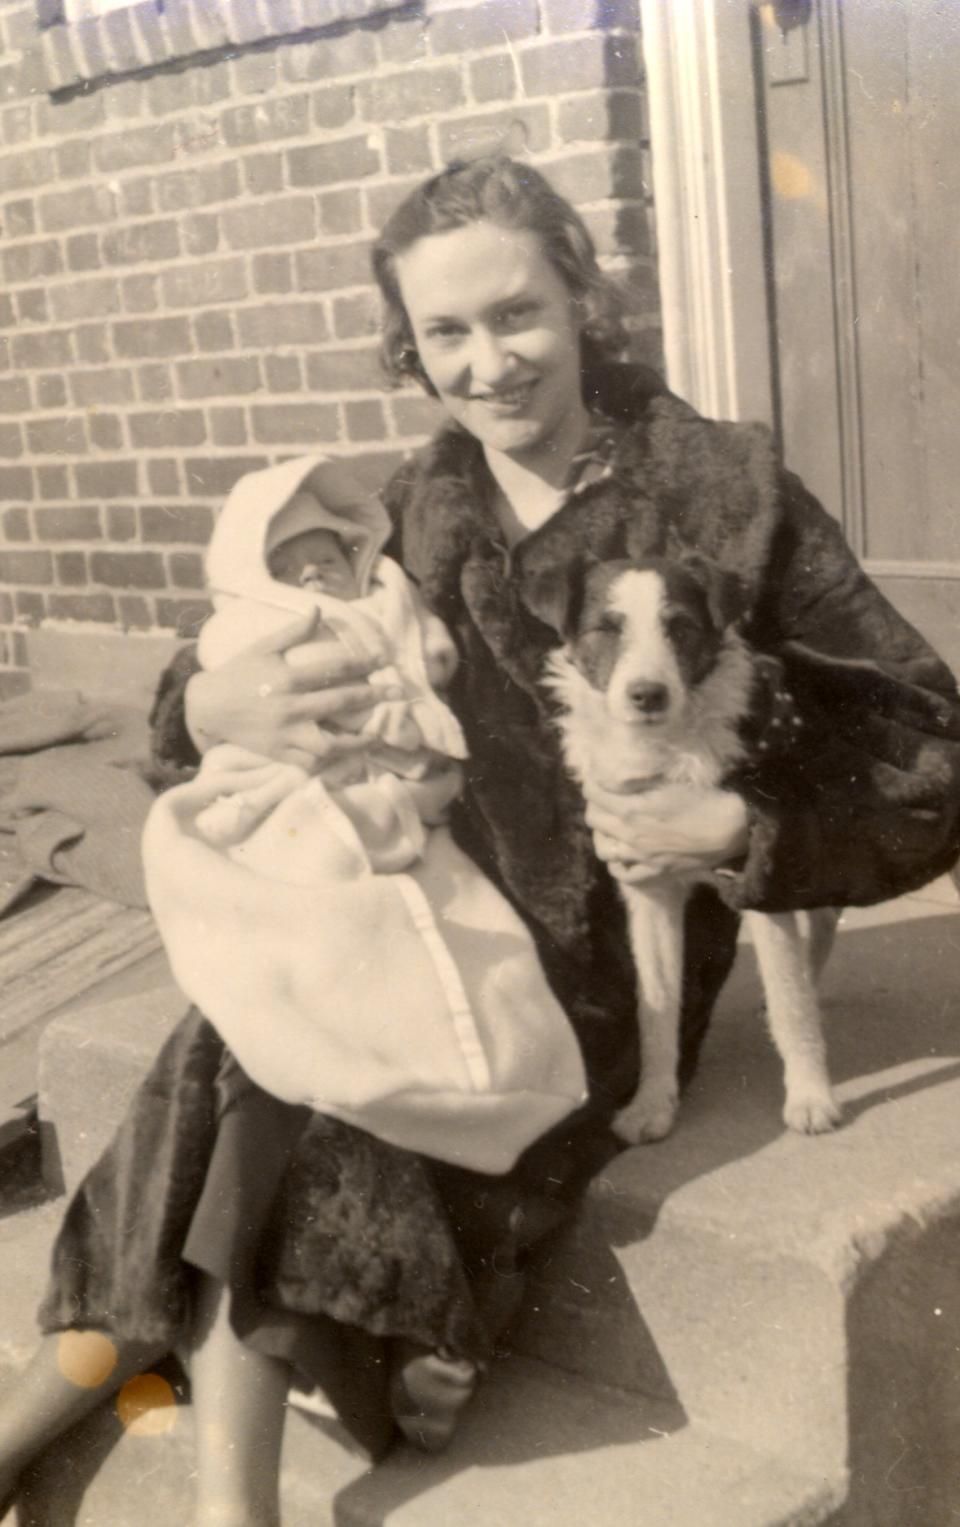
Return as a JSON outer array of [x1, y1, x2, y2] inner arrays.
[[37, 1008, 619, 1457]]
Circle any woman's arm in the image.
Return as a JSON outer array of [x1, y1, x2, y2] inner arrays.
[[149, 611, 381, 781]]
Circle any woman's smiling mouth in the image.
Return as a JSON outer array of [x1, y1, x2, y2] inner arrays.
[[473, 382, 538, 412]]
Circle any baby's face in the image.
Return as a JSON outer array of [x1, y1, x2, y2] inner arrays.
[[268, 528, 359, 599]]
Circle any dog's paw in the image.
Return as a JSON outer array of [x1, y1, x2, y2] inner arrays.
[[613, 1091, 678, 1145], [783, 1088, 842, 1135]]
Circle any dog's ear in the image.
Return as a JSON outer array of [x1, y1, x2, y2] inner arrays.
[[522, 556, 589, 638], [679, 551, 748, 631]]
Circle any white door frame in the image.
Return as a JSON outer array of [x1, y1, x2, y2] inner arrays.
[[639, 0, 774, 426]]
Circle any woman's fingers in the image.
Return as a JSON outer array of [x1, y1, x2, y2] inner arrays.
[[289, 684, 379, 723], [284, 639, 378, 692], [246, 608, 320, 655], [280, 722, 371, 763]]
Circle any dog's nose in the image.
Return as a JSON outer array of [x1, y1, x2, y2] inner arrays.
[[627, 681, 669, 715]]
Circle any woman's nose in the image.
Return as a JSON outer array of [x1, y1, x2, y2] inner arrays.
[[467, 327, 514, 387]]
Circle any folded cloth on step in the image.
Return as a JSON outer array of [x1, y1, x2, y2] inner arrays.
[[0, 690, 157, 911], [143, 771, 588, 1176]]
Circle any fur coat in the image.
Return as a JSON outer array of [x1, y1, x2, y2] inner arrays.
[[153, 361, 960, 1101]]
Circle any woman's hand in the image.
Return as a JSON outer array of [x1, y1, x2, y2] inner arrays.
[[584, 779, 749, 885], [185, 610, 381, 770]]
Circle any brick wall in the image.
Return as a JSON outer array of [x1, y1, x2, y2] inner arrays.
[[0, 0, 659, 698]]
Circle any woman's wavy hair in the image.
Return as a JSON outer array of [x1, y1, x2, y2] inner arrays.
[[371, 156, 630, 395]]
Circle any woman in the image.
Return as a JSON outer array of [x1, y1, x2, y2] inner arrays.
[[2, 156, 959, 1524]]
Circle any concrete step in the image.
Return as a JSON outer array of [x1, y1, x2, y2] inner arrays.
[[513, 888, 960, 1523], [0, 1206, 839, 1526]]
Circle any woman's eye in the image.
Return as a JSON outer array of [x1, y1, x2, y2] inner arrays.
[[497, 303, 537, 331], [423, 323, 463, 343]]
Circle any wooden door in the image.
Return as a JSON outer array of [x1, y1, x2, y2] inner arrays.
[[755, 0, 960, 672]]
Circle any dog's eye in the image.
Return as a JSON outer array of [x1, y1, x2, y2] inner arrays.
[[592, 614, 622, 636], [666, 612, 700, 640]]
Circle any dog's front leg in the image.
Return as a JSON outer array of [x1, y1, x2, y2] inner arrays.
[[614, 881, 688, 1144], [748, 911, 841, 1133]]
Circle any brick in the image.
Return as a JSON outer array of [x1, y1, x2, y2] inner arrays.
[[34, 506, 102, 541], [3, 239, 63, 284], [130, 411, 207, 449], [113, 317, 192, 359], [37, 465, 68, 500], [187, 0, 231, 49], [242, 151, 284, 197], [49, 591, 116, 622], [117, 595, 152, 629], [429, 0, 538, 52], [161, 258, 248, 309], [147, 59, 232, 117], [250, 402, 339, 444], [0, 422, 22, 458], [333, 291, 379, 340], [49, 278, 121, 323], [0, 376, 30, 413], [541, 0, 640, 31], [358, 67, 464, 124], [36, 375, 68, 410], [0, 147, 54, 196], [155, 161, 242, 213], [391, 394, 445, 436], [137, 364, 174, 402], [236, 301, 329, 348], [66, 233, 102, 273], [0, 467, 34, 500], [281, 29, 376, 83], [169, 551, 204, 589], [182, 213, 220, 258], [26, 417, 88, 456], [210, 408, 247, 447], [232, 48, 278, 96], [69, 369, 135, 408], [106, 506, 138, 541], [147, 459, 181, 495], [194, 311, 235, 352], [305, 347, 381, 392], [140, 504, 214, 543], [94, 123, 177, 174], [582, 202, 650, 257], [11, 330, 73, 369], [318, 188, 362, 236], [3, 507, 30, 541], [0, 593, 13, 622], [0, 294, 14, 329], [264, 355, 301, 392], [383, 126, 432, 177], [252, 252, 293, 295], [39, 183, 117, 233], [36, 89, 107, 138], [122, 274, 159, 313], [222, 197, 315, 250], [121, 179, 154, 220], [102, 219, 180, 266], [89, 413, 124, 451], [363, 178, 422, 229], [90, 549, 165, 589], [557, 88, 644, 143], [546, 144, 644, 204], [438, 104, 551, 162], [377, 11, 427, 64], [74, 462, 139, 498], [1, 104, 33, 145], [287, 136, 380, 190], [521, 35, 638, 96], [295, 241, 372, 293], [0, 550, 52, 583], [15, 590, 45, 623], [76, 324, 110, 366], [311, 85, 355, 132], [56, 140, 92, 179], [53, 551, 87, 587], [220, 95, 310, 148], [345, 398, 387, 442], [176, 357, 262, 399], [15, 289, 48, 325], [155, 596, 211, 636], [184, 456, 268, 496], [3, 200, 35, 239]]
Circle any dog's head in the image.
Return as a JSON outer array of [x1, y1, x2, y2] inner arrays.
[[525, 551, 747, 726]]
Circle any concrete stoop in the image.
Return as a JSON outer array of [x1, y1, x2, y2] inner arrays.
[[9, 883, 960, 1523]]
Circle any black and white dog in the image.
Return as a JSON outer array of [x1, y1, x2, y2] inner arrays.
[[526, 552, 841, 1146]]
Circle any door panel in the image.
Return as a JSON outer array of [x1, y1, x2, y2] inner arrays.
[[757, 0, 960, 670]]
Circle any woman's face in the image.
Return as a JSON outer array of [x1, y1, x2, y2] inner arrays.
[[394, 219, 587, 465]]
